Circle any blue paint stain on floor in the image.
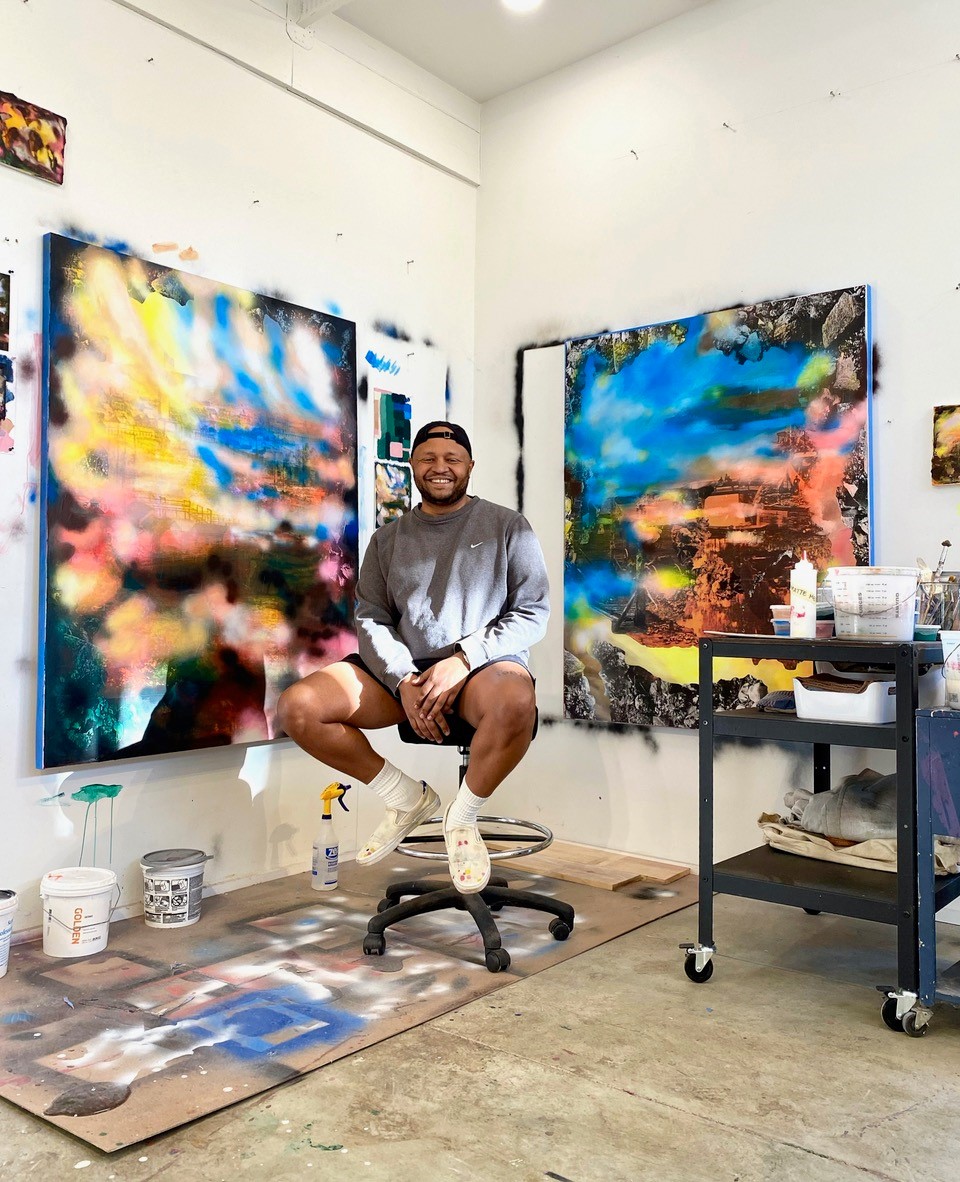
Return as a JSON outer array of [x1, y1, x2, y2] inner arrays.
[[185, 986, 364, 1060]]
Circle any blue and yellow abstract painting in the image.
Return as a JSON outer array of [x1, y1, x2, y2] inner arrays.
[[39, 234, 358, 767], [564, 286, 871, 726]]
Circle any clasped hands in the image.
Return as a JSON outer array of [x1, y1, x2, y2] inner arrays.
[[398, 654, 469, 742]]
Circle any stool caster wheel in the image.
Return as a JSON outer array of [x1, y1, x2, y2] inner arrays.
[[549, 918, 571, 941], [363, 933, 386, 956], [376, 898, 392, 914], [485, 948, 511, 973], [683, 954, 713, 983], [488, 902, 504, 913]]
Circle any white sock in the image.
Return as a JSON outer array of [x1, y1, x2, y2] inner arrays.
[[445, 782, 486, 830], [367, 760, 424, 811]]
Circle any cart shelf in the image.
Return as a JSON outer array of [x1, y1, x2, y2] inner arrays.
[[714, 844, 960, 922], [714, 708, 897, 749]]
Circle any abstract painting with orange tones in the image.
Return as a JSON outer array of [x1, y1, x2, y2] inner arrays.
[[39, 234, 358, 767], [0, 90, 66, 185], [932, 405, 960, 485], [564, 286, 872, 727]]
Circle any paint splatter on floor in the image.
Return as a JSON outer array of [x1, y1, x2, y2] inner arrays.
[[0, 860, 694, 1152]]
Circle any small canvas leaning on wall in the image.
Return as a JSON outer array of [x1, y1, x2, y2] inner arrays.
[[39, 234, 359, 768], [564, 286, 872, 727]]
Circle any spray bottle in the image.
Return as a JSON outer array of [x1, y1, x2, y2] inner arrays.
[[312, 782, 350, 892], [789, 551, 818, 638]]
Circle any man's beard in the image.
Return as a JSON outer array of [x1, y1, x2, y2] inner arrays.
[[414, 471, 470, 507]]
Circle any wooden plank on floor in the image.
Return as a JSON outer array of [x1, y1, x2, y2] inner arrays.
[[487, 838, 690, 890]]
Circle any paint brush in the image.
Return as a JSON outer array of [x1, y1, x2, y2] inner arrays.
[[934, 539, 952, 582]]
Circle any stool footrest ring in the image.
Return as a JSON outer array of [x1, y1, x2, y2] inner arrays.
[[398, 815, 552, 862]]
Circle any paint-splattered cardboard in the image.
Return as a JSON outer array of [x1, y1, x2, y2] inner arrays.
[[0, 861, 694, 1150]]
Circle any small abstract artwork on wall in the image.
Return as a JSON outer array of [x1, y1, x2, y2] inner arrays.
[[374, 389, 411, 461], [374, 460, 412, 527], [932, 406, 960, 485], [40, 233, 358, 768], [564, 286, 872, 727], [0, 90, 66, 185], [0, 272, 10, 350]]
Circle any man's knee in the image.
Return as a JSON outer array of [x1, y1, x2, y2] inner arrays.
[[483, 678, 536, 741], [276, 681, 310, 739], [276, 677, 341, 738]]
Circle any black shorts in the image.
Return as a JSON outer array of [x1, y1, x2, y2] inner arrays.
[[343, 651, 533, 702]]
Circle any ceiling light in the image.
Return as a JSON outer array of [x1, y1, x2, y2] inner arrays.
[[502, 0, 545, 14]]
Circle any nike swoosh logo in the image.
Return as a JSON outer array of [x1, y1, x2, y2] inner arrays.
[[470, 542, 483, 548]]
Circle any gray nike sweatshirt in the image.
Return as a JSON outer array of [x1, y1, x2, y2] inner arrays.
[[355, 496, 549, 691]]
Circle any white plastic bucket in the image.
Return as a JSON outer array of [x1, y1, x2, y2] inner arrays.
[[828, 567, 920, 641], [941, 630, 960, 708], [140, 848, 209, 929], [0, 889, 18, 978], [40, 868, 119, 958]]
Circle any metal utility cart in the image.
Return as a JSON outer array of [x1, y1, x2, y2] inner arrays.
[[681, 634, 960, 1037]]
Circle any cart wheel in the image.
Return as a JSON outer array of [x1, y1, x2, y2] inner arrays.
[[376, 898, 393, 914], [902, 1010, 929, 1038], [362, 933, 386, 956], [684, 954, 714, 983], [880, 997, 904, 1032], [802, 908, 821, 915], [549, 918, 571, 941], [485, 948, 511, 973]]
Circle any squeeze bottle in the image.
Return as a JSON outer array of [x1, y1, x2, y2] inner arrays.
[[312, 782, 350, 891], [789, 551, 817, 638]]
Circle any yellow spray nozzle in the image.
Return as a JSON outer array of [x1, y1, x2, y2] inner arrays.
[[320, 781, 350, 814]]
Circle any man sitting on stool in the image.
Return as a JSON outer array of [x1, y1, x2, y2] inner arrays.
[[277, 421, 549, 893]]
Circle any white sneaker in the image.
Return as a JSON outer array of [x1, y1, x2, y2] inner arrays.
[[356, 784, 440, 866], [443, 802, 491, 894]]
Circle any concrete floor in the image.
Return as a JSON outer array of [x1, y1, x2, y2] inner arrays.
[[3, 895, 960, 1182]]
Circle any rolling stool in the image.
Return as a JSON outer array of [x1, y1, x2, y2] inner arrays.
[[361, 711, 575, 973]]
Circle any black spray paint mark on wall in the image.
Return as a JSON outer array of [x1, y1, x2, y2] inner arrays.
[[358, 375, 368, 403], [540, 712, 659, 754], [373, 320, 412, 343], [514, 332, 614, 511], [513, 336, 570, 514]]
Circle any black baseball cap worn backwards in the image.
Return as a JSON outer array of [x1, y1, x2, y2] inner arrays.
[[411, 420, 472, 457]]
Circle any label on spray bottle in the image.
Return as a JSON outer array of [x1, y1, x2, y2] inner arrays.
[[312, 828, 338, 890], [322, 843, 338, 889]]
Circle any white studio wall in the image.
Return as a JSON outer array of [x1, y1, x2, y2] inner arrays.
[[1, 0, 477, 934], [473, 0, 960, 866]]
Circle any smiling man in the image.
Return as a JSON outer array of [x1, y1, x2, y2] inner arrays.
[[277, 421, 549, 894]]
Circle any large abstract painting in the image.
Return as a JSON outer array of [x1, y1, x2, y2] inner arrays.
[[564, 286, 871, 726], [40, 234, 358, 767]]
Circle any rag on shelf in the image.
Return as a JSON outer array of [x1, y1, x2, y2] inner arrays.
[[759, 768, 960, 874]]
